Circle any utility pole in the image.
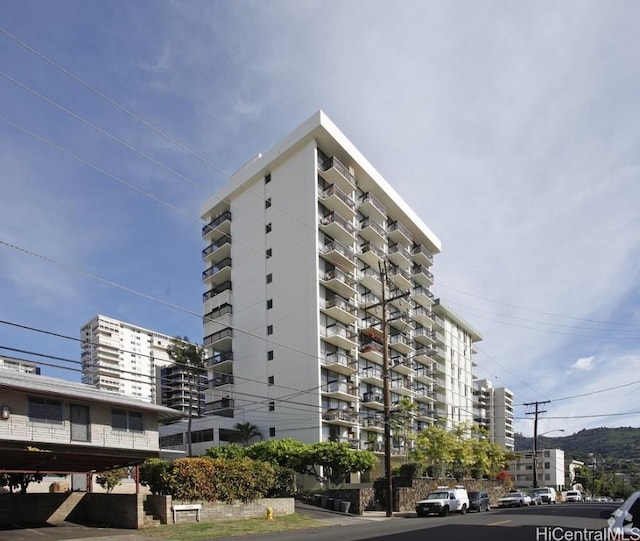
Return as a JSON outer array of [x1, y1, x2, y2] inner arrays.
[[524, 400, 549, 488], [372, 261, 410, 517]]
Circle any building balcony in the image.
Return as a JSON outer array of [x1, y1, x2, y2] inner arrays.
[[319, 238, 356, 271], [414, 326, 435, 346], [414, 366, 435, 384], [413, 306, 433, 327], [211, 374, 234, 388], [202, 257, 232, 285], [358, 218, 386, 247], [206, 350, 233, 369], [414, 387, 436, 403], [387, 220, 412, 245], [388, 265, 412, 292], [432, 314, 445, 329], [204, 328, 233, 350], [391, 377, 413, 396], [320, 267, 357, 299], [413, 285, 435, 307], [416, 407, 437, 421], [362, 416, 385, 432], [387, 243, 412, 269], [318, 155, 356, 194], [318, 184, 357, 217], [357, 241, 386, 268], [205, 398, 234, 417], [322, 408, 358, 426], [362, 392, 384, 410], [359, 266, 383, 295], [360, 316, 383, 342], [389, 332, 414, 355], [359, 289, 382, 310], [320, 295, 358, 326], [412, 244, 434, 267], [203, 280, 232, 302], [359, 365, 383, 385], [321, 351, 357, 376], [202, 234, 231, 262], [322, 381, 358, 402], [359, 340, 384, 363], [388, 311, 414, 333], [358, 192, 387, 223], [203, 289, 232, 316], [412, 264, 434, 287], [326, 436, 361, 449], [390, 355, 414, 376], [321, 323, 357, 350], [202, 210, 232, 240], [319, 211, 357, 245]]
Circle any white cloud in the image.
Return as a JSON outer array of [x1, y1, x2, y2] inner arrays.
[[572, 357, 595, 372]]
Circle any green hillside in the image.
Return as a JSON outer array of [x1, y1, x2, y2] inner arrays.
[[515, 427, 640, 461]]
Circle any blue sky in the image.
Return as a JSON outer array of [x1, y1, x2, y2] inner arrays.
[[1, 0, 639, 438]]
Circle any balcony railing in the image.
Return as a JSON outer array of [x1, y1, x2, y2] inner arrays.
[[203, 281, 232, 301], [319, 239, 355, 260], [202, 210, 232, 237], [202, 258, 232, 280], [387, 220, 412, 241], [206, 351, 233, 366], [359, 217, 386, 237], [412, 244, 434, 264], [322, 408, 358, 423], [358, 192, 387, 216], [320, 211, 357, 234], [204, 328, 233, 346], [319, 184, 356, 209], [363, 392, 383, 403], [322, 267, 356, 288], [202, 235, 231, 259], [318, 155, 356, 189]]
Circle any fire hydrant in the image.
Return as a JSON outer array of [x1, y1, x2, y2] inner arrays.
[[265, 506, 273, 520]]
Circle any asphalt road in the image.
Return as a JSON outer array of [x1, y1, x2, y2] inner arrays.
[[0, 502, 619, 541]]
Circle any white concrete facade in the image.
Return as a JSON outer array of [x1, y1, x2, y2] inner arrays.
[[473, 378, 515, 451], [508, 448, 566, 490], [199, 111, 468, 460], [0, 355, 41, 374], [80, 314, 176, 403]]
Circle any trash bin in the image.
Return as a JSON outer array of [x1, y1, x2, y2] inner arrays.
[[327, 498, 336, 510], [339, 500, 351, 514], [320, 495, 329, 508]]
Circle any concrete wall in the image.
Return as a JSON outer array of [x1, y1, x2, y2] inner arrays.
[[146, 496, 295, 523], [0, 493, 143, 528]]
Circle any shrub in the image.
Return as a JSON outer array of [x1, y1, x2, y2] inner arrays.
[[209, 457, 275, 503], [140, 458, 172, 495], [267, 466, 296, 497], [168, 457, 219, 501]]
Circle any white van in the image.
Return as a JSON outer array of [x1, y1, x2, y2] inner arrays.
[[533, 487, 557, 504], [415, 486, 469, 516], [565, 490, 582, 502]]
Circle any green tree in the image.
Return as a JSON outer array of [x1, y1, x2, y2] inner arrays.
[[167, 336, 206, 456], [412, 424, 456, 477], [205, 443, 247, 460], [244, 438, 309, 470], [231, 422, 263, 447], [391, 396, 419, 460], [96, 468, 129, 493], [299, 442, 377, 487], [140, 458, 172, 495], [2, 473, 43, 493]]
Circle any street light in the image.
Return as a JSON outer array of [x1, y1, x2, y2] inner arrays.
[[533, 429, 565, 489]]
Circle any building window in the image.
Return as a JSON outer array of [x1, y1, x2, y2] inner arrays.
[[265, 173, 271, 184], [266, 248, 272, 259], [267, 325, 273, 335], [269, 401, 275, 411], [28, 397, 63, 424], [268, 376, 274, 386], [267, 299, 273, 310], [190, 428, 214, 443], [266, 273, 272, 284], [269, 427, 276, 437], [266, 223, 272, 234], [265, 198, 271, 208], [160, 433, 184, 447], [111, 409, 144, 433], [267, 350, 274, 361]]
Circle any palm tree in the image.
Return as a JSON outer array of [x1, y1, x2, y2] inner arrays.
[[167, 336, 206, 457], [232, 422, 263, 446]]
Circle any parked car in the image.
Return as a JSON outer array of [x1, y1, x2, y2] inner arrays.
[[566, 490, 583, 502], [498, 491, 532, 508], [532, 487, 558, 504], [526, 490, 543, 505], [605, 490, 640, 539], [415, 486, 470, 517], [468, 491, 490, 512]]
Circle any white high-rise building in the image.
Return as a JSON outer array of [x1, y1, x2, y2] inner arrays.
[[431, 300, 481, 430], [473, 378, 515, 451], [200, 111, 489, 469], [80, 315, 176, 403], [0, 355, 41, 374]]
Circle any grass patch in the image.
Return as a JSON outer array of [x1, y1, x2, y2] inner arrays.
[[140, 513, 328, 540]]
